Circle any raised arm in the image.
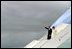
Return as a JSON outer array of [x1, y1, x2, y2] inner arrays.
[[45, 27, 49, 30]]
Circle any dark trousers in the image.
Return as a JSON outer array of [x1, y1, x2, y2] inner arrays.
[[47, 31, 52, 40]]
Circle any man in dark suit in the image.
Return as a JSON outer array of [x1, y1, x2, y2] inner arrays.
[[45, 26, 52, 40]]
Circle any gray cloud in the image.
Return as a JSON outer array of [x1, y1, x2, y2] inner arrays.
[[1, 1, 71, 48]]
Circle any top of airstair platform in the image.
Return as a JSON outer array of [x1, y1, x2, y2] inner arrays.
[[24, 23, 71, 48]]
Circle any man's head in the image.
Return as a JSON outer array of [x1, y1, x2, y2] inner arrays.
[[52, 26, 55, 29]]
